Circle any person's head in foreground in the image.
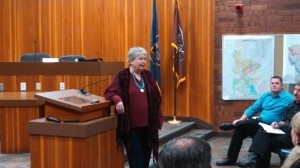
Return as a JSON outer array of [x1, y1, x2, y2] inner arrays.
[[282, 112, 300, 168], [158, 136, 211, 168]]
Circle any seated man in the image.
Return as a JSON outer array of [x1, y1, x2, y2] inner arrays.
[[236, 82, 300, 167], [157, 136, 211, 168], [216, 76, 294, 166]]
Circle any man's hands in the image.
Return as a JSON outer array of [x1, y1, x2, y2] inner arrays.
[[233, 119, 243, 125], [271, 122, 280, 129]]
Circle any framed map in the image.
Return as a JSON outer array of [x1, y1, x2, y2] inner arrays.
[[282, 34, 300, 83], [222, 35, 275, 100]]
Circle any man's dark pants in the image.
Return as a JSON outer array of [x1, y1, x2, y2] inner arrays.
[[227, 119, 261, 161], [249, 127, 293, 167]]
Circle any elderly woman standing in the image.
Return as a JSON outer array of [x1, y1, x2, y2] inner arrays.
[[104, 46, 163, 168]]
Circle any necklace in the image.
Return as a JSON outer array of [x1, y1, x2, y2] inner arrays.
[[132, 73, 145, 92]]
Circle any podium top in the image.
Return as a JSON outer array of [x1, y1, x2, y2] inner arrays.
[[35, 89, 110, 112]]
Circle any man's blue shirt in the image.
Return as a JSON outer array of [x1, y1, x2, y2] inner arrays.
[[244, 90, 294, 124]]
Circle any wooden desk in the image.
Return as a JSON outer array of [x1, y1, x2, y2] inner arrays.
[[0, 92, 44, 153], [0, 62, 124, 93]]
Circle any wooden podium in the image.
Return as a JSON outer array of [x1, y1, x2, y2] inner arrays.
[[34, 89, 112, 122], [29, 89, 124, 168]]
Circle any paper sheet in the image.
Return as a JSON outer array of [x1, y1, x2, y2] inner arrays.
[[259, 122, 285, 134]]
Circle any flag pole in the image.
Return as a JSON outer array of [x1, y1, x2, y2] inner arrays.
[[168, 67, 181, 124], [168, 0, 181, 124]]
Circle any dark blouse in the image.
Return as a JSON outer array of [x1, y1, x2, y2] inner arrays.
[[129, 76, 148, 128]]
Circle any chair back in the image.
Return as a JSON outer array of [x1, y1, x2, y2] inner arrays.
[[20, 53, 51, 62]]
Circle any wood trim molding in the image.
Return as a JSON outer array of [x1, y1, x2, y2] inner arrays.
[[0, 62, 124, 75]]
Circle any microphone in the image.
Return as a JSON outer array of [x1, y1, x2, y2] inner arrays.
[[34, 40, 37, 61], [77, 76, 114, 96], [79, 51, 103, 62]]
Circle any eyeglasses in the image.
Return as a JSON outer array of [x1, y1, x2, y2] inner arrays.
[[136, 57, 147, 61]]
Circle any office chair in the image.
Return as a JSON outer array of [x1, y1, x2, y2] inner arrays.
[[20, 53, 51, 62], [59, 55, 87, 62]]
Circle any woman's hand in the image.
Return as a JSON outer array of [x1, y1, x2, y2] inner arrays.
[[116, 101, 125, 114]]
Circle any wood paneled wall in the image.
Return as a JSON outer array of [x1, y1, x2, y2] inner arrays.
[[0, 0, 214, 124]]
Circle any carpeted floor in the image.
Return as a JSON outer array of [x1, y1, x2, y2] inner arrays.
[[209, 137, 281, 168], [0, 137, 282, 168]]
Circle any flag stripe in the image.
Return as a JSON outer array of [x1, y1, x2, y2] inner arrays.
[[172, 0, 185, 89], [150, 0, 161, 87]]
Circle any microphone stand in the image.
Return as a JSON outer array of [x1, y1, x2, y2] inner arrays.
[[77, 88, 92, 96], [77, 77, 114, 96]]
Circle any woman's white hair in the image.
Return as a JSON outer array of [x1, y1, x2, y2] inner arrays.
[[127, 47, 147, 63]]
